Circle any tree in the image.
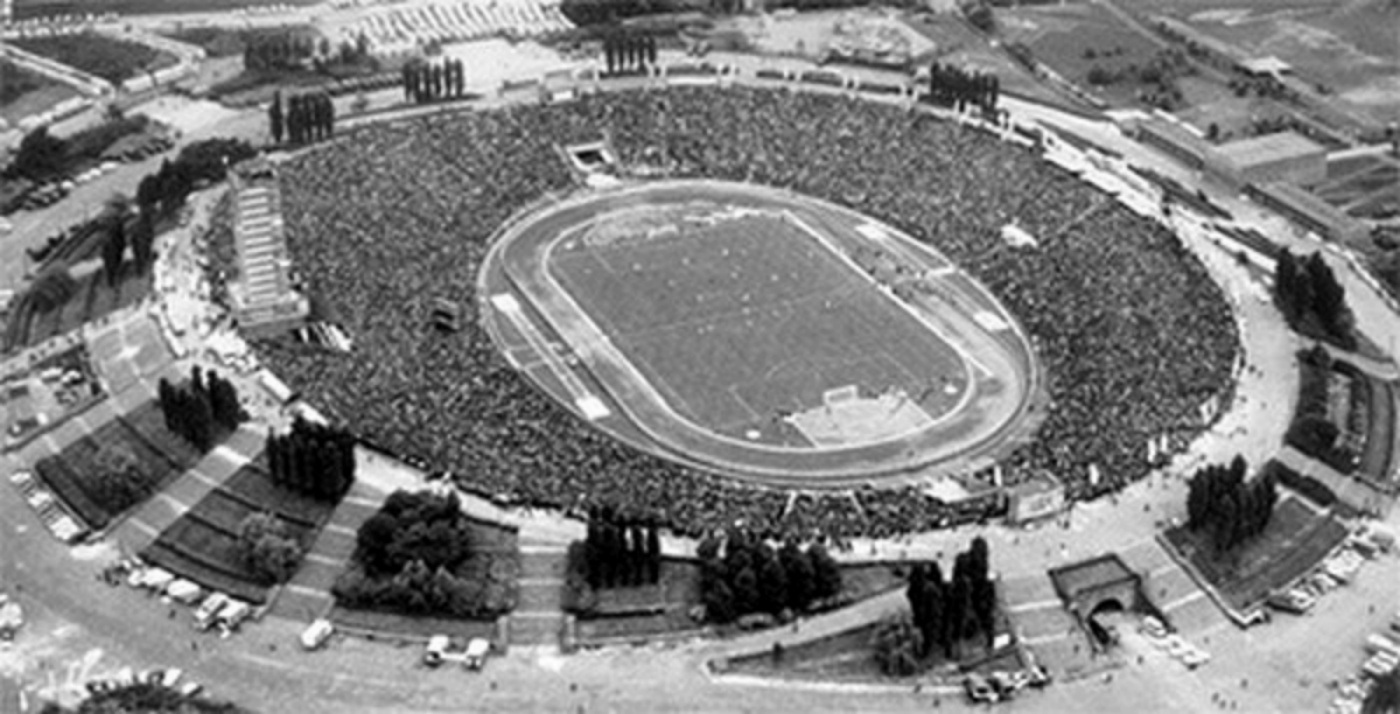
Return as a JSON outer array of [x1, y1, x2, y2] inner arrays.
[[873, 615, 924, 677], [101, 216, 126, 286], [239, 512, 302, 583], [29, 267, 77, 312], [269, 91, 284, 145], [780, 541, 814, 612], [646, 523, 661, 584], [130, 209, 156, 271], [921, 561, 947, 656], [755, 543, 788, 615], [808, 543, 842, 602], [9, 126, 66, 180]]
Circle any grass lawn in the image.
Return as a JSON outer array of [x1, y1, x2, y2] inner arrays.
[[121, 399, 204, 468], [219, 462, 336, 529], [328, 606, 497, 641], [1001, 4, 1167, 108], [0, 60, 80, 123], [576, 560, 907, 644], [1358, 376, 1395, 485], [4, 265, 153, 351], [160, 513, 269, 584], [12, 32, 177, 85], [32, 415, 187, 529], [141, 458, 350, 604], [141, 540, 269, 604], [725, 600, 1020, 682], [1162, 496, 1348, 612], [575, 559, 704, 642]]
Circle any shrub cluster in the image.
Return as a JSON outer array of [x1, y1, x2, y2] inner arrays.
[[1274, 249, 1356, 350], [1185, 456, 1278, 553], [333, 490, 508, 618], [905, 537, 997, 660], [157, 367, 245, 453], [266, 418, 356, 502], [237, 511, 302, 584]]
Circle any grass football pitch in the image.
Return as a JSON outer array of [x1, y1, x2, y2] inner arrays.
[[549, 214, 968, 443]]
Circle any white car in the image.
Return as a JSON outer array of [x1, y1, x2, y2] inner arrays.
[[1180, 648, 1211, 668], [25, 490, 54, 511]]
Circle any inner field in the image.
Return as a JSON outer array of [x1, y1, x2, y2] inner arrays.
[[548, 213, 969, 444]]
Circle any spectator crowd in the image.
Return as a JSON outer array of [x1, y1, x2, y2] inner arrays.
[[255, 86, 1238, 543]]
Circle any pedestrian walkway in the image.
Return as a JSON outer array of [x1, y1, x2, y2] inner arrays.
[[108, 427, 257, 552], [508, 545, 567, 650], [268, 478, 383, 622]]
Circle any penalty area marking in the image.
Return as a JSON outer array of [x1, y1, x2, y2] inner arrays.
[[492, 293, 611, 421]]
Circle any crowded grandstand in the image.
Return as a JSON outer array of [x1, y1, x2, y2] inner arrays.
[[254, 86, 1240, 543]]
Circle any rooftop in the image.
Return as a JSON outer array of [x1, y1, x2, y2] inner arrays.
[[1213, 131, 1326, 168], [1239, 56, 1292, 77], [1048, 554, 1138, 599]]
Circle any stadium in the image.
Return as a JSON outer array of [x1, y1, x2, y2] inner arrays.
[[255, 85, 1240, 541]]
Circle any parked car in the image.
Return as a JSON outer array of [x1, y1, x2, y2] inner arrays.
[[165, 580, 203, 605], [964, 674, 999, 704], [424, 634, 450, 667], [300, 618, 334, 651]]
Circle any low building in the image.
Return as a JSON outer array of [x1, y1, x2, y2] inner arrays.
[[1007, 471, 1065, 524], [1124, 115, 1210, 170], [1206, 131, 1327, 189], [1245, 181, 1368, 245]]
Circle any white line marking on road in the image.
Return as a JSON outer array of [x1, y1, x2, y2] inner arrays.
[[1021, 632, 1073, 645], [1161, 590, 1206, 612], [1008, 598, 1063, 614], [284, 584, 330, 598], [517, 578, 564, 587]]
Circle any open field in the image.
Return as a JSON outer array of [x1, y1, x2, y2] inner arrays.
[[31, 400, 197, 529], [550, 213, 968, 444], [1117, 0, 1400, 123], [998, 3, 1165, 108], [11, 33, 178, 85], [13, 0, 320, 19], [1161, 496, 1348, 612]]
